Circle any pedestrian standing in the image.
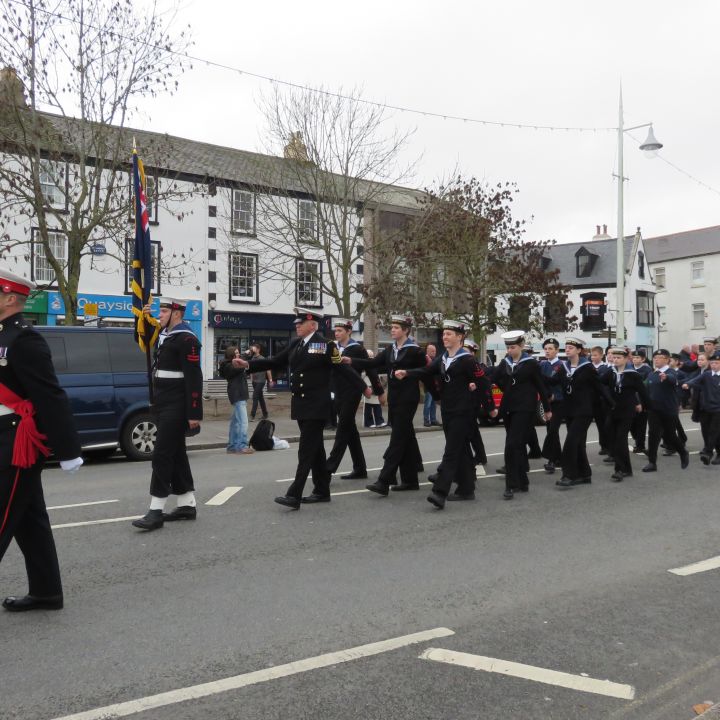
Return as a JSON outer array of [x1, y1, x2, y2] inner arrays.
[[423, 343, 440, 427], [682, 351, 720, 465], [492, 331, 551, 500], [248, 342, 273, 421], [219, 346, 253, 455], [346, 315, 426, 496], [326, 319, 384, 480], [601, 347, 649, 481], [362, 349, 386, 428], [539, 337, 567, 475], [132, 298, 203, 530], [556, 338, 602, 489], [0, 269, 83, 612], [238, 308, 365, 509], [641, 349, 690, 473]]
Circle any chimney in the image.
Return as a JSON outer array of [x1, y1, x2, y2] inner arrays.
[[0, 66, 27, 109], [592, 223, 611, 241], [603, 224, 607, 235], [283, 131, 310, 162]]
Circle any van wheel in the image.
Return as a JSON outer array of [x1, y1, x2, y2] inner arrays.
[[121, 413, 157, 461]]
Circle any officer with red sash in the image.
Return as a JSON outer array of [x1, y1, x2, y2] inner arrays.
[[0, 269, 82, 612]]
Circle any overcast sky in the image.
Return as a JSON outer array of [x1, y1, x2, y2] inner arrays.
[[144, 0, 720, 246]]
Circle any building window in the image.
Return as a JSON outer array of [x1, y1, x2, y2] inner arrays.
[[636, 290, 655, 327], [544, 294, 568, 332], [124, 239, 160, 295], [579, 292, 607, 331], [692, 303, 706, 329], [637, 251, 645, 279], [39, 160, 66, 209], [232, 190, 255, 234], [508, 295, 531, 329], [229, 252, 258, 302], [654, 266, 665, 289], [33, 229, 67, 283], [691, 260, 704, 284], [296, 258, 322, 306], [298, 199, 317, 241], [575, 248, 597, 278], [657, 305, 666, 332]]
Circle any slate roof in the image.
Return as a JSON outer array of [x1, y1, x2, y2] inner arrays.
[[643, 225, 720, 263], [540, 236, 635, 288]]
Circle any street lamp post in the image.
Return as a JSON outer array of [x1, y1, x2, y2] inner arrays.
[[615, 88, 663, 346]]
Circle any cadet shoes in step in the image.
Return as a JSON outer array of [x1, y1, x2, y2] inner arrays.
[[163, 506, 197, 521], [132, 509, 164, 531]]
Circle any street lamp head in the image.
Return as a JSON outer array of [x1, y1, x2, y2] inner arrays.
[[639, 125, 663, 158]]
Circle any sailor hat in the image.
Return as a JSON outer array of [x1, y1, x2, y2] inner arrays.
[[703, 336, 718, 344], [608, 346, 629, 356], [463, 338, 479, 352], [564, 336, 585, 348], [293, 307, 323, 324], [333, 318, 353, 330], [501, 330, 525, 346], [652, 348, 670, 357], [442, 319, 467, 333], [0, 267, 35, 297], [158, 298, 187, 311], [542, 337, 560, 348], [390, 314, 413, 328]]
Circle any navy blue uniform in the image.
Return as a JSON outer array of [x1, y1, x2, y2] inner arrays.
[[539, 358, 567, 466], [645, 366, 687, 465]]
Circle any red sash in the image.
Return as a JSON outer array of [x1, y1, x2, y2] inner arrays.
[[0, 383, 50, 468]]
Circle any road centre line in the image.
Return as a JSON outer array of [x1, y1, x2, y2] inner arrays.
[[47, 499, 119, 511], [206, 487, 243, 506], [420, 648, 635, 700], [668, 555, 720, 576], [51, 627, 455, 720]]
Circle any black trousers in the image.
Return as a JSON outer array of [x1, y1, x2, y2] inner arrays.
[[378, 403, 420, 486], [561, 415, 592, 481], [593, 401, 611, 452], [542, 400, 565, 464], [432, 414, 476, 497], [503, 411, 534, 491], [647, 411, 685, 464], [527, 425, 541, 455], [469, 419, 487, 465], [0, 449, 62, 598], [326, 392, 366, 474], [150, 409, 194, 498], [293, 418, 330, 498], [674, 416, 688, 445], [251, 382, 268, 418], [610, 416, 634, 474], [699, 411, 720, 456], [631, 411, 648, 450]]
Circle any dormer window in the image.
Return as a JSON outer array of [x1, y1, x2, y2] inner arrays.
[[575, 246, 598, 278]]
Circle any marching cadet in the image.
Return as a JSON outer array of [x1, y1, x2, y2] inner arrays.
[[325, 318, 384, 480], [239, 308, 365, 509], [630, 349, 652, 454], [397, 320, 496, 508], [641, 349, 690, 473], [590, 345, 613, 455], [133, 299, 203, 531], [683, 350, 720, 465], [601, 347, 649, 481], [556, 337, 602, 489], [0, 269, 83, 612], [345, 315, 426, 496], [539, 337, 567, 475], [464, 338, 495, 468], [492, 330, 551, 500]]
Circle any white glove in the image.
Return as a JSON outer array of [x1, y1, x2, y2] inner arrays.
[[60, 457, 84, 473]]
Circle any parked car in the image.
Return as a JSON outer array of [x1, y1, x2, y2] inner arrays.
[[36, 326, 155, 460]]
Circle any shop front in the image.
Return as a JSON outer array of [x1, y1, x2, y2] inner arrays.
[[24, 290, 48, 324], [208, 310, 298, 384]]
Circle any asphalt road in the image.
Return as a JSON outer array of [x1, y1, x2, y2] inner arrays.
[[2, 424, 720, 720]]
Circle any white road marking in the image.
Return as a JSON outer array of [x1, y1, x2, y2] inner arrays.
[[52, 516, 141, 529], [420, 648, 635, 700], [47, 499, 119, 511], [668, 555, 720, 576], [275, 459, 442, 482], [51, 627, 455, 720], [205, 487, 243, 506]]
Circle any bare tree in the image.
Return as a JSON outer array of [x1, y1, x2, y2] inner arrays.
[[363, 176, 576, 350], [0, 0, 198, 323], [218, 85, 415, 319]]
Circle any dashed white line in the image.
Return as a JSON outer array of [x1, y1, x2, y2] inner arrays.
[[420, 648, 635, 700], [47, 499, 119, 511], [275, 460, 443, 483], [52, 516, 141, 530], [51, 627, 455, 720], [668, 555, 720, 576], [205, 486, 243, 506]]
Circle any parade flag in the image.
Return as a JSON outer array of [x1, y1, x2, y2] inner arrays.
[[131, 149, 160, 352]]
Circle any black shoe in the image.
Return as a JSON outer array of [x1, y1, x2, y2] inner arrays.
[[427, 492, 446, 509], [274, 495, 301, 510], [391, 483, 420, 491], [700, 453, 711, 466], [162, 505, 197, 521], [712, 456, 720, 466], [528, 450, 543, 459], [573, 477, 592, 485], [632, 446, 646, 455], [132, 509, 164, 531], [2, 594, 64, 612], [642, 463, 657, 472], [447, 493, 475, 501], [249, 417, 256, 423], [680, 450, 690, 469], [611, 471, 625, 482], [427, 473, 438, 483], [603, 456, 615, 464], [431, 421, 442, 427], [366, 481, 389, 496], [555, 476, 574, 489], [301, 493, 331, 504], [423, 422, 431, 427], [503, 489, 514, 500], [662, 450, 676, 456], [340, 470, 368, 480], [598, 448, 609, 456], [516, 486, 529, 492], [496, 466, 506, 475], [544, 462, 555, 474]]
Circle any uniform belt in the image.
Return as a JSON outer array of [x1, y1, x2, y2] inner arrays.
[[0, 404, 14, 416], [155, 370, 185, 379]]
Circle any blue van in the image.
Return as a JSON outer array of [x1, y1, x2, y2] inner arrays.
[[36, 326, 155, 460]]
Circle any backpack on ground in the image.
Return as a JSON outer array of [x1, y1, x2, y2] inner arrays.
[[250, 419, 275, 451]]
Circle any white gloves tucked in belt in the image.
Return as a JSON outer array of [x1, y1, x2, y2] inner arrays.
[[60, 457, 84, 473]]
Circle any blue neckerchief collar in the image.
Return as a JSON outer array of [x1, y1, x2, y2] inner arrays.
[[165, 321, 197, 338], [393, 339, 419, 353], [504, 352, 532, 368]]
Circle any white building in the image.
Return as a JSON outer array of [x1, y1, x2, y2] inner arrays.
[[644, 225, 718, 352]]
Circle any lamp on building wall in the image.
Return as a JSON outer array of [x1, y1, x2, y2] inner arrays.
[[615, 87, 663, 346]]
